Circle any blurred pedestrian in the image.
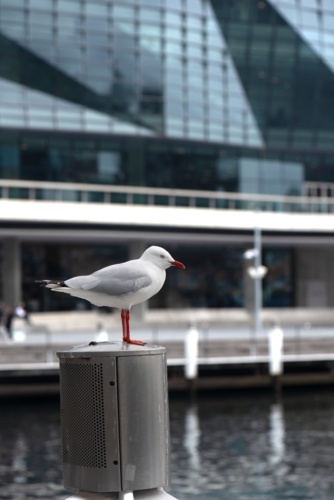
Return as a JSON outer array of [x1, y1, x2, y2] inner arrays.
[[0, 301, 4, 322], [0, 301, 7, 342], [15, 301, 29, 324], [4, 305, 14, 340]]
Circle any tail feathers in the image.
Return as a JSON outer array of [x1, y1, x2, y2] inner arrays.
[[35, 279, 66, 289]]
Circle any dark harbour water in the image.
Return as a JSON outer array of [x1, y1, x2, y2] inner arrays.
[[1, 389, 334, 500]]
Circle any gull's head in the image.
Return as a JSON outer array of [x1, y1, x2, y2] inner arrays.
[[140, 246, 185, 270]]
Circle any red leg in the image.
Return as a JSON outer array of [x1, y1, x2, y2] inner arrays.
[[125, 310, 145, 346], [121, 309, 127, 342]]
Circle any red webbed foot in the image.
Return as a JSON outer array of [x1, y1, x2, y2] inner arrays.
[[125, 339, 146, 346]]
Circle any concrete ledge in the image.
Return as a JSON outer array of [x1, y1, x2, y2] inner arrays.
[[1, 199, 334, 232], [20, 307, 334, 333], [147, 307, 334, 326]]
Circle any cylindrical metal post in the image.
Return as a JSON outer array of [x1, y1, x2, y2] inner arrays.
[[56, 342, 170, 493]]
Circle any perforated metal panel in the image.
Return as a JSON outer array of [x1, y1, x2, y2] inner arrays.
[[60, 363, 106, 468], [57, 342, 169, 493]]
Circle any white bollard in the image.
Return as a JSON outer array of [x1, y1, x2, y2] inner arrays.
[[95, 321, 109, 342], [268, 325, 284, 376], [184, 325, 199, 380], [95, 330, 108, 342], [13, 329, 26, 342]]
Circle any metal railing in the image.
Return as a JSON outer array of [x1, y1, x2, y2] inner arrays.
[[1, 324, 334, 368], [304, 181, 334, 199], [1, 178, 334, 213]]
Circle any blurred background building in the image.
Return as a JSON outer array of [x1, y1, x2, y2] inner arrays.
[[0, 0, 333, 315]]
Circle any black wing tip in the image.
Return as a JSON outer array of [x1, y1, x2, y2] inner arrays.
[[35, 280, 66, 288]]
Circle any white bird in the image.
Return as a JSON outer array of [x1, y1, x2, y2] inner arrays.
[[36, 246, 185, 346]]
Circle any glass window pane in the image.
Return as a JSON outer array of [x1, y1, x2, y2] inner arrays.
[[58, 29, 81, 43], [207, 49, 223, 62], [0, 0, 24, 6], [57, 14, 81, 29], [0, 22, 25, 37], [208, 108, 223, 120], [207, 64, 223, 77], [140, 0, 161, 6], [1, 9, 24, 22], [186, 15, 202, 30], [165, 86, 183, 100], [29, 12, 53, 24], [165, 27, 182, 40], [185, 0, 202, 15], [58, 46, 81, 58], [165, 41, 182, 55], [301, 0, 318, 8], [187, 45, 202, 58], [139, 24, 161, 36], [140, 37, 162, 53], [188, 106, 204, 118], [165, 11, 182, 26], [187, 61, 202, 72], [166, 72, 183, 86], [165, 0, 182, 10], [115, 53, 136, 65], [86, 18, 108, 31], [115, 21, 135, 35], [323, 13, 334, 31], [187, 74, 203, 88], [114, 34, 136, 50], [301, 9, 319, 28], [86, 49, 110, 62], [139, 8, 161, 22], [29, 0, 53, 8], [113, 5, 135, 18], [85, 3, 109, 17], [86, 65, 110, 78], [86, 33, 108, 46], [207, 33, 222, 48], [323, 0, 334, 11], [166, 102, 184, 116], [208, 79, 223, 92], [165, 56, 183, 71], [186, 30, 202, 44], [188, 89, 203, 100], [58, 0, 81, 13]]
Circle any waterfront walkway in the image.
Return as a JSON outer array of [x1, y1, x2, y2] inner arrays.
[[1, 329, 334, 395]]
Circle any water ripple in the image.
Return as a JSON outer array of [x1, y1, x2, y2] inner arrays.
[[1, 390, 334, 500]]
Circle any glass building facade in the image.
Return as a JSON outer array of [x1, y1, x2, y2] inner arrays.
[[0, 0, 334, 195], [0, 0, 332, 310]]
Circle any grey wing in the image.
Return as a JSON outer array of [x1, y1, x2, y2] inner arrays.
[[65, 274, 152, 297], [92, 260, 145, 280], [82, 276, 152, 296], [65, 275, 96, 289]]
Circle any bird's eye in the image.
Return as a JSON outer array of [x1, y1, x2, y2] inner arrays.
[[160, 255, 165, 259]]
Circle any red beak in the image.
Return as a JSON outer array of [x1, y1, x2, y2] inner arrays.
[[169, 260, 185, 269]]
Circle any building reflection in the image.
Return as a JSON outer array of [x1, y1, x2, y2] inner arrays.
[[12, 433, 28, 485], [269, 403, 285, 465], [183, 405, 201, 472]]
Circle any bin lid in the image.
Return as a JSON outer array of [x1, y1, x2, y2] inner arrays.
[[56, 341, 165, 358]]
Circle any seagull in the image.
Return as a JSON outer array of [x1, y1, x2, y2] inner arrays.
[[36, 246, 185, 346]]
